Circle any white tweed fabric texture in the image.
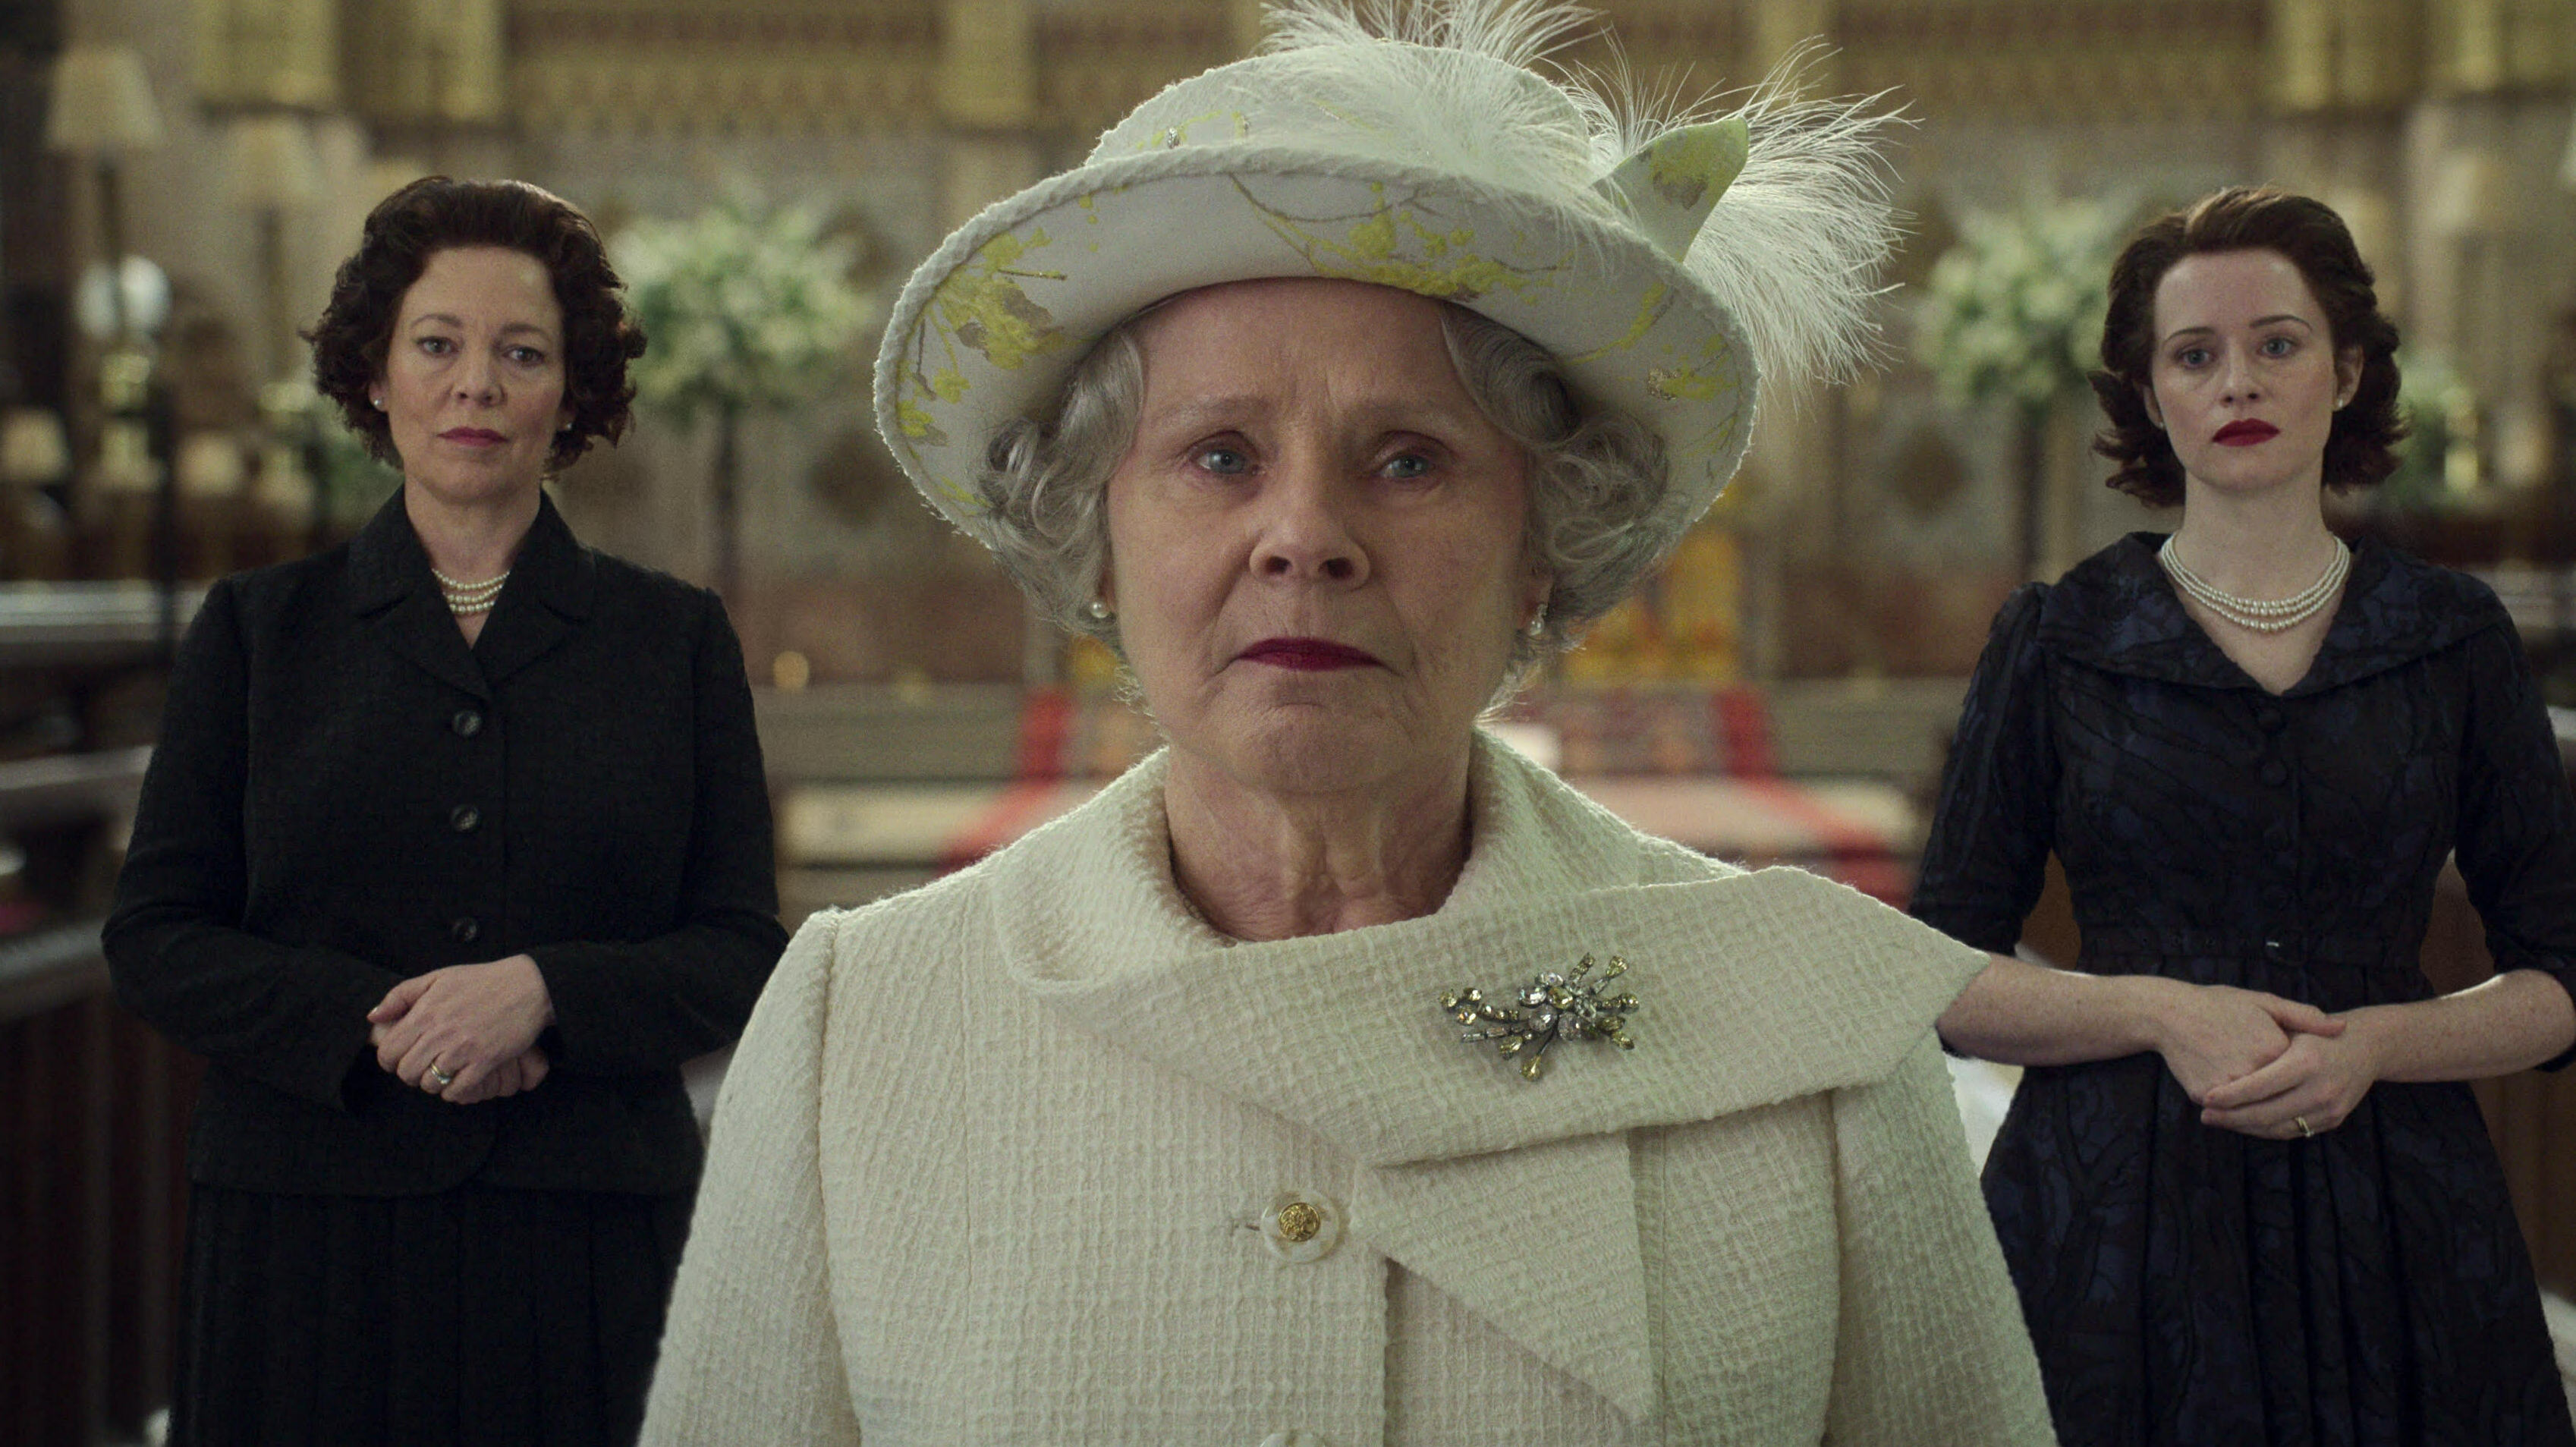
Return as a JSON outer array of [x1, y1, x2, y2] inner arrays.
[[641, 734, 2056, 1445]]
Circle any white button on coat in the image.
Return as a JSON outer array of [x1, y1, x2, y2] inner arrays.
[[1257, 1189, 1345, 1265]]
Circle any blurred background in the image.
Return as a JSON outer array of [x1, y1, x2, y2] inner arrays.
[[3, 1, 2574, 1442]]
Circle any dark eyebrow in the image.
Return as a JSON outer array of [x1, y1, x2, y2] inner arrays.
[[407, 313, 557, 341], [2159, 314, 2314, 347]]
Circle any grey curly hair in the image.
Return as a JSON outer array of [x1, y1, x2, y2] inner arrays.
[[973, 300, 1672, 676]]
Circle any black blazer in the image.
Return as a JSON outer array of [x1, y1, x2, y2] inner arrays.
[[105, 492, 787, 1196]]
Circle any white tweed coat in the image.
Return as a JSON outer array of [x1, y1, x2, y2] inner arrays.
[[643, 736, 2055, 1445]]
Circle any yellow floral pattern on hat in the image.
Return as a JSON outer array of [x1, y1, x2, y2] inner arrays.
[[1646, 121, 1747, 210], [1239, 178, 1565, 304], [1594, 117, 1749, 262], [1566, 282, 1672, 365], [936, 230, 1070, 373], [883, 157, 1754, 542], [1650, 332, 1745, 404], [898, 226, 1077, 470], [1650, 333, 1746, 473]]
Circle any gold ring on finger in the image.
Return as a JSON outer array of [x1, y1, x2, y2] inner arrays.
[[426, 1062, 455, 1090], [2292, 1114, 2313, 1138]]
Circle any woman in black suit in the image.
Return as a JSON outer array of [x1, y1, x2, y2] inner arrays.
[[105, 176, 787, 1447]]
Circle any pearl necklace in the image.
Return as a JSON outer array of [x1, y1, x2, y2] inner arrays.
[[2156, 535, 2348, 634], [430, 566, 511, 617]]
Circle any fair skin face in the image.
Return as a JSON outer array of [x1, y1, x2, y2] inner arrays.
[[368, 244, 568, 648], [359, 244, 565, 1102], [2139, 247, 2361, 697], [1940, 245, 2576, 1134], [1102, 278, 1549, 941]]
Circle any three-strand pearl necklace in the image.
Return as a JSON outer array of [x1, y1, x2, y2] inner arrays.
[[2156, 534, 2349, 634], [431, 566, 511, 617]]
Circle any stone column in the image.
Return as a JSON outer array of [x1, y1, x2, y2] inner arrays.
[[1228, 0, 1268, 59], [937, 0, 1043, 232], [936, 0, 1052, 681], [2262, 0, 2412, 313], [1748, 0, 1835, 81]]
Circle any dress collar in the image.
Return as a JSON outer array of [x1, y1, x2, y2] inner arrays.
[[347, 486, 596, 620], [2037, 531, 2506, 695], [345, 487, 599, 695]]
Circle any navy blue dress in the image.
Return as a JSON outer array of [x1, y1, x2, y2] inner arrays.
[[1913, 533, 2576, 1446]]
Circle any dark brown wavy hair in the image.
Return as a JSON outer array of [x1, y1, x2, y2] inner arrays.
[[307, 177, 646, 471], [2091, 185, 2405, 508]]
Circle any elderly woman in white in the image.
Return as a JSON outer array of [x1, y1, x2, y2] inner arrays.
[[643, 5, 2053, 1444]]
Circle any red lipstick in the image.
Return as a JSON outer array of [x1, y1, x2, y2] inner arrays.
[[2213, 420, 2278, 446], [440, 427, 507, 445], [1237, 637, 1381, 671]]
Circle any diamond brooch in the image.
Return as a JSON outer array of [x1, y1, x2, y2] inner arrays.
[[1441, 954, 1639, 1081]]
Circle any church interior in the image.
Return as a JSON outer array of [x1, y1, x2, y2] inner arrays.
[[5, 0, 2575, 1440]]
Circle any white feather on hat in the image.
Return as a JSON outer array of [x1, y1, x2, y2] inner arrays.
[[874, 0, 1903, 553]]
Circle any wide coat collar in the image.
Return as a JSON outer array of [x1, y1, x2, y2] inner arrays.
[[2036, 531, 2508, 697], [346, 487, 598, 699], [983, 736, 1986, 1424]]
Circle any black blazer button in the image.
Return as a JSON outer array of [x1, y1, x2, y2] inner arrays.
[[451, 709, 484, 738], [451, 804, 481, 833], [2256, 706, 2286, 732], [2259, 760, 2288, 787], [451, 917, 480, 944], [2264, 823, 2294, 851]]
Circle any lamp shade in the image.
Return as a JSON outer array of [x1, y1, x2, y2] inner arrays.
[[229, 115, 319, 209], [0, 408, 70, 484], [2426, 151, 2518, 239], [46, 45, 165, 153]]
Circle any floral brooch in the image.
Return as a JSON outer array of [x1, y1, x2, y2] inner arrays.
[[1441, 954, 1639, 1081]]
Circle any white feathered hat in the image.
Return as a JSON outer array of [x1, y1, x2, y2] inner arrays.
[[875, 0, 1901, 553]]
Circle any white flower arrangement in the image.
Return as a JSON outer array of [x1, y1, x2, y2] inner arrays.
[[1914, 201, 2122, 414], [261, 375, 399, 523], [2382, 348, 2479, 506], [613, 202, 874, 423]]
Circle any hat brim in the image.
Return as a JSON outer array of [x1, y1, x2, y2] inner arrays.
[[873, 143, 1755, 550]]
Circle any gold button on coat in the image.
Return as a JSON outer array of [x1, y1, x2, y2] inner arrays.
[[1257, 1190, 1344, 1265]]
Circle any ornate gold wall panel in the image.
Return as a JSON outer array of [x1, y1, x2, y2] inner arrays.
[[1832, 0, 2269, 122], [2269, 0, 2422, 112], [464, 1, 2565, 140], [1030, 5, 1235, 139], [2425, 0, 2575, 94], [940, 0, 1036, 129], [1543, 3, 1745, 100], [507, 1, 939, 133], [196, 0, 341, 110], [346, 0, 506, 124]]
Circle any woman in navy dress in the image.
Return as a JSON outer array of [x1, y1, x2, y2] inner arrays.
[[1914, 185, 2576, 1445]]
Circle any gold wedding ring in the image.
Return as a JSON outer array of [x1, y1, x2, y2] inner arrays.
[[2291, 1115, 2313, 1138], [426, 1062, 455, 1090]]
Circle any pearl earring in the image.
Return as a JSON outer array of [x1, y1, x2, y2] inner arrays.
[[1086, 600, 1114, 621], [371, 397, 385, 411], [1524, 605, 1547, 641]]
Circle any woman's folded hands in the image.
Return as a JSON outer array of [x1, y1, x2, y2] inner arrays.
[[366, 954, 558, 1103]]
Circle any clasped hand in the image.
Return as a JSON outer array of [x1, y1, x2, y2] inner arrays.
[[366, 954, 555, 1106], [2156, 983, 2376, 1140]]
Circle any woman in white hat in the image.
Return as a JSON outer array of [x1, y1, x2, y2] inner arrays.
[[644, 5, 2053, 1442]]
